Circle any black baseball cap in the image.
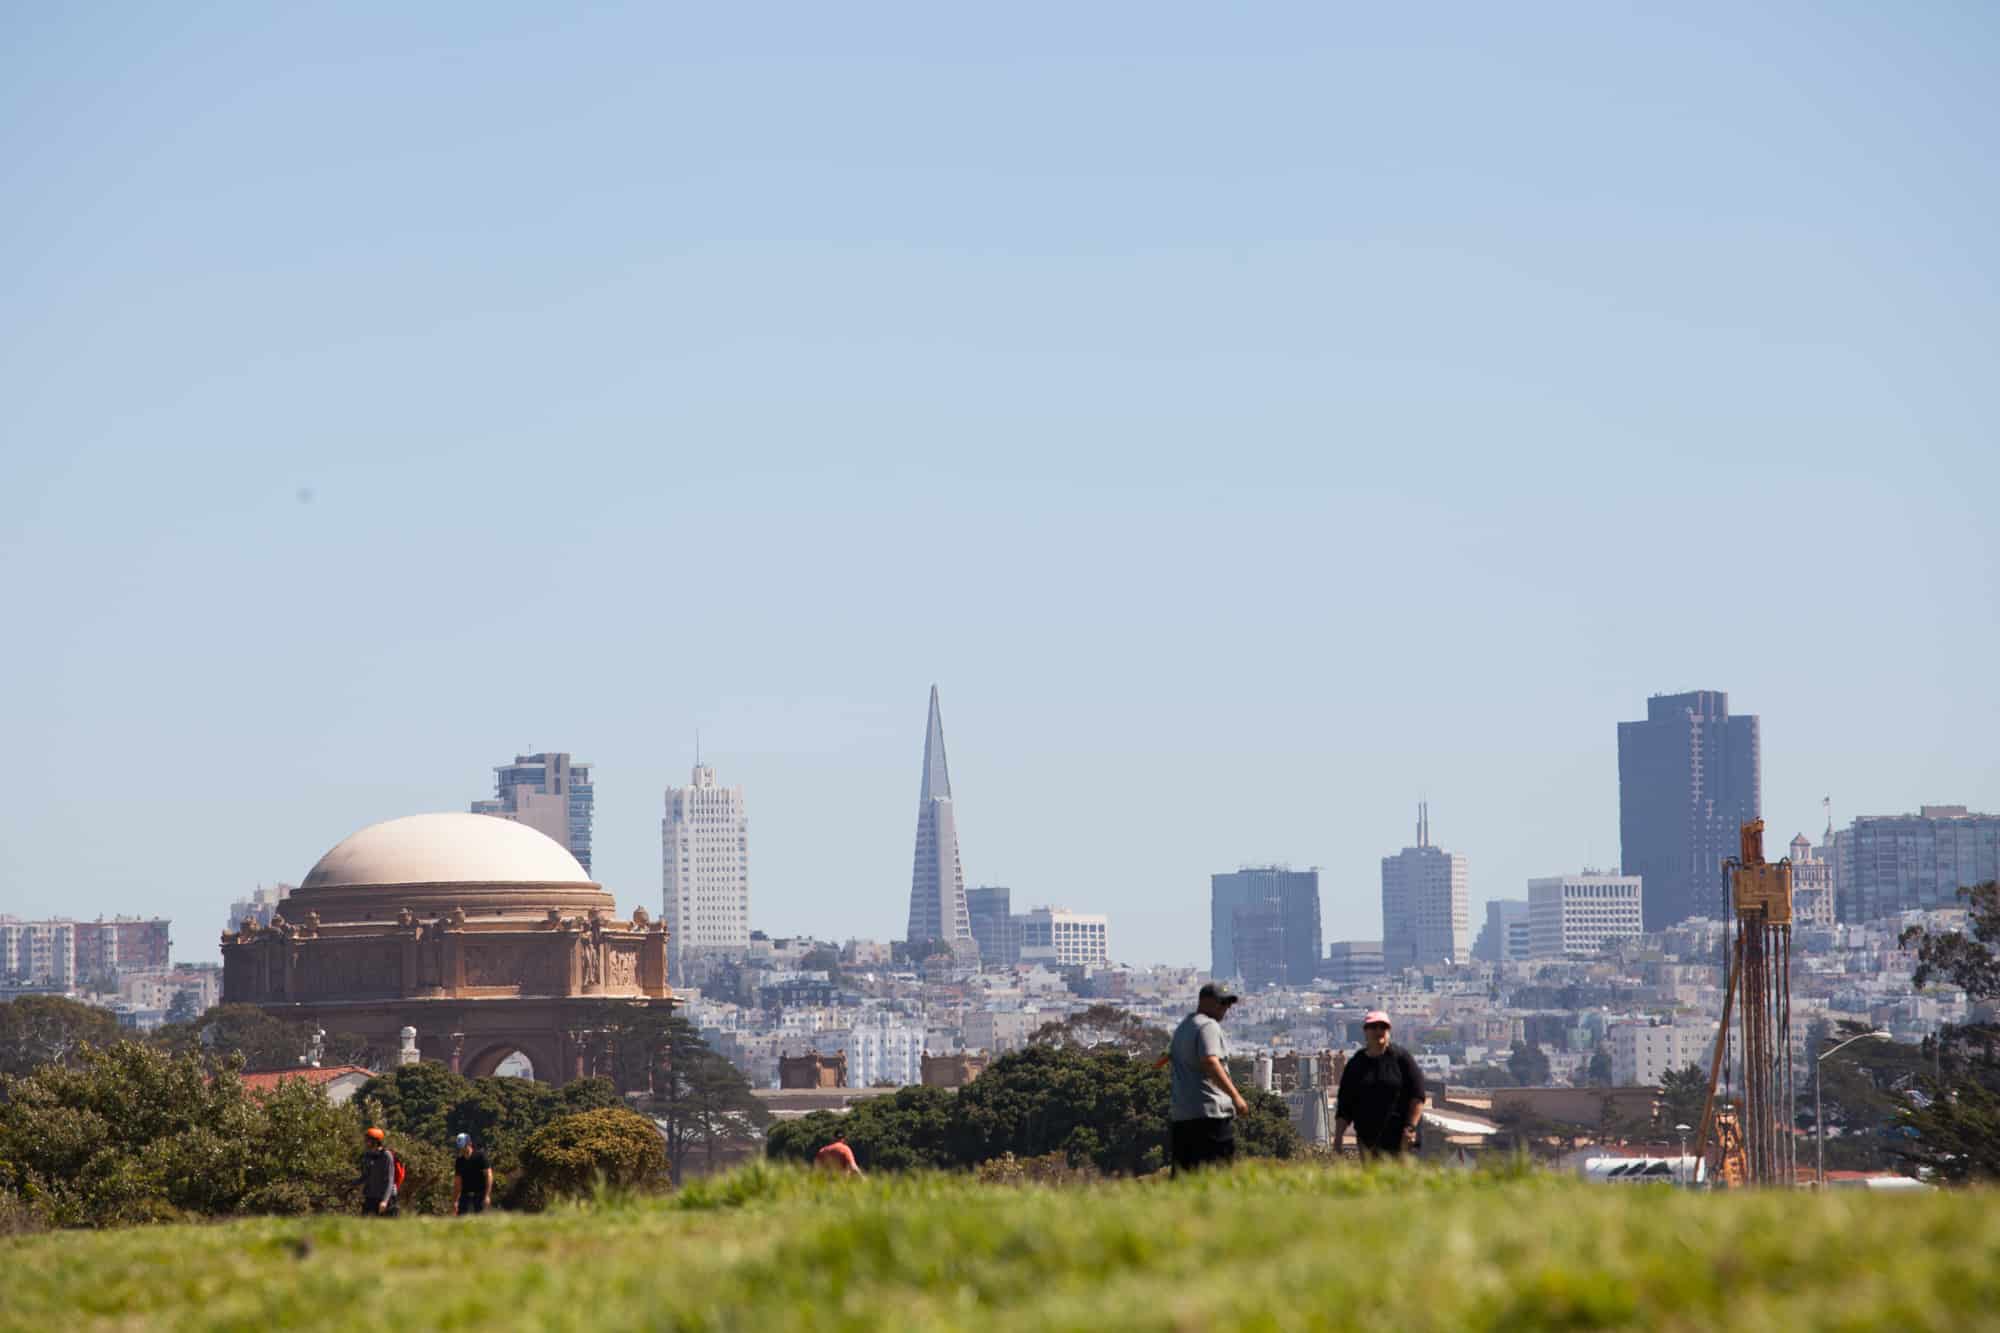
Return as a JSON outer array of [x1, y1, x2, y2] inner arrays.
[[1198, 982, 1240, 1006]]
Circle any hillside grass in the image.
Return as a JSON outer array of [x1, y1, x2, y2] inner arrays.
[[4, 1162, 1996, 1332]]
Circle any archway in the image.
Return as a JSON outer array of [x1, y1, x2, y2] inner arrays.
[[463, 1040, 555, 1082]]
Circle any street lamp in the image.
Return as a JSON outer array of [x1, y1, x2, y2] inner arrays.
[[1816, 1029, 1892, 1188], [1673, 1123, 1692, 1187]]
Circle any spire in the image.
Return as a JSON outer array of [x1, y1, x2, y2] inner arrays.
[[921, 684, 952, 803]]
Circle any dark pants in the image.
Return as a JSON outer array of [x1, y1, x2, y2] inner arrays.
[[1170, 1117, 1237, 1175], [456, 1193, 486, 1216], [1358, 1122, 1416, 1158], [362, 1197, 398, 1217]]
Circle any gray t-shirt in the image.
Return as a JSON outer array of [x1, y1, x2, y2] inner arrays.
[[1169, 1012, 1232, 1121]]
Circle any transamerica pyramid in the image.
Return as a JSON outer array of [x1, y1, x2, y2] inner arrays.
[[906, 684, 975, 956]]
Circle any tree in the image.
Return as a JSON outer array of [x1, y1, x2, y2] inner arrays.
[[582, 1005, 767, 1183], [163, 990, 199, 1026], [1898, 1066, 2000, 1182], [149, 1004, 315, 1071], [0, 996, 120, 1077], [1507, 1042, 1551, 1087], [1449, 1064, 1513, 1089], [797, 947, 842, 979], [1656, 1062, 1708, 1131], [766, 1042, 1299, 1176], [1902, 881, 2000, 1000], [952, 1045, 1174, 1173], [1027, 1005, 1170, 1059], [517, 1107, 668, 1206], [354, 1062, 476, 1146], [1584, 1045, 1614, 1088], [0, 1042, 359, 1226], [1897, 882, 2000, 1181], [767, 1086, 961, 1172]]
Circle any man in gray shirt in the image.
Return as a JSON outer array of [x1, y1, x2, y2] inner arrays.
[[1163, 982, 1250, 1174]]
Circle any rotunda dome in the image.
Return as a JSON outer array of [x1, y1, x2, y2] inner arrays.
[[301, 812, 592, 889]]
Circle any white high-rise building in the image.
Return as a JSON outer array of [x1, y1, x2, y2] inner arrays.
[[1380, 805, 1470, 971], [1527, 872, 1645, 958], [1016, 907, 1110, 967], [1608, 1020, 1714, 1085], [662, 763, 750, 975], [819, 1018, 925, 1087]]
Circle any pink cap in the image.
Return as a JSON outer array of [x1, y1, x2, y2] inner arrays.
[[1363, 1010, 1392, 1027]]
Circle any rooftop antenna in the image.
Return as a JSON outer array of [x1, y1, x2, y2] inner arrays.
[[1822, 795, 1832, 842]]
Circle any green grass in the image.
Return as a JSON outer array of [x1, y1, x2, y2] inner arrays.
[[5, 1162, 1997, 1332]]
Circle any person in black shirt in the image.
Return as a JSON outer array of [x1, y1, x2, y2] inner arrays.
[[453, 1133, 493, 1215], [1333, 1010, 1427, 1158]]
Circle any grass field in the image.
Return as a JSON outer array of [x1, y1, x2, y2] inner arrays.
[[4, 1162, 1996, 1332]]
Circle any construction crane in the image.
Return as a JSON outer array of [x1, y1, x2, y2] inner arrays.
[[1693, 820, 1796, 1187]]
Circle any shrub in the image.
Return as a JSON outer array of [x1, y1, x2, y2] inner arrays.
[[974, 1151, 1100, 1186], [0, 1042, 364, 1227], [517, 1108, 667, 1207]]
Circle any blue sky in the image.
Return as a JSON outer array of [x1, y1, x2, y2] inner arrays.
[[3, 3, 1995, 967]]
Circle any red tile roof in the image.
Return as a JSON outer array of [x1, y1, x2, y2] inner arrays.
[[238, 1064, 376, 1092]]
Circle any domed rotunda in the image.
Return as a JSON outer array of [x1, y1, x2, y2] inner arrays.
[[221, 812, 671, 1083]]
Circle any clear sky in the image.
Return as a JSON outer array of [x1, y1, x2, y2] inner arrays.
[[3, 4, 1996, 969]]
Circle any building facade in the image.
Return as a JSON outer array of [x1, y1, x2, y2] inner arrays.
[[1016, 907, 1109, 968], [1211, 866, 1323, 988], [1618, 691, 1760, 930], [1608, 1020, 1714, 1086], [1527, 872, 1645, 958], [0, 919, 77, 988], [1321, 939, 1386, 986], [966, 886, 1020, 967], [228, 884, 293, 933], [471, 752, 594, 873], [818, 1019, 925, 1087], [1833, 806, 2000, 922], [905, 686, 974, 956], [1473, 899, 1529, 963], [1380, 806, 1469, 971], [662, 763, 751, 974], [1788, 833, 1836, 929], [220, 812, 670, 1087]]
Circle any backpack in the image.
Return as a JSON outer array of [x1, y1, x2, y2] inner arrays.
[[390, 1150, 406, 1194]]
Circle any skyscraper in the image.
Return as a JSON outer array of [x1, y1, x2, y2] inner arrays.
[[905, 686, 974, 956], [1380, 805, 1469, 971], [1617, 691, 1760, 930], [1526, 872, 1644, 958], [1210, 866, 1322, 988], [662, 762, 751, 972], [966, 885, 1020, 967], [470, 752, 594, 872], [1472, 899, 1529, 963], [1833, 806, 2000, 921]]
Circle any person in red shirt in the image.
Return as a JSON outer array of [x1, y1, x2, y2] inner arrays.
[[814, 1130, 862, 1176]]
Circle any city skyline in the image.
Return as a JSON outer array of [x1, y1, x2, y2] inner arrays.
[[4, 8, 1997, 967], [3, 699, 1995, 969]]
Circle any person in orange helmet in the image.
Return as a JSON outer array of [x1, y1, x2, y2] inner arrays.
[[353, 1127, 400, 1216]]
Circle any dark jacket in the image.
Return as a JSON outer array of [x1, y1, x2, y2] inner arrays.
[[355, 1146, 397, 1201]]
